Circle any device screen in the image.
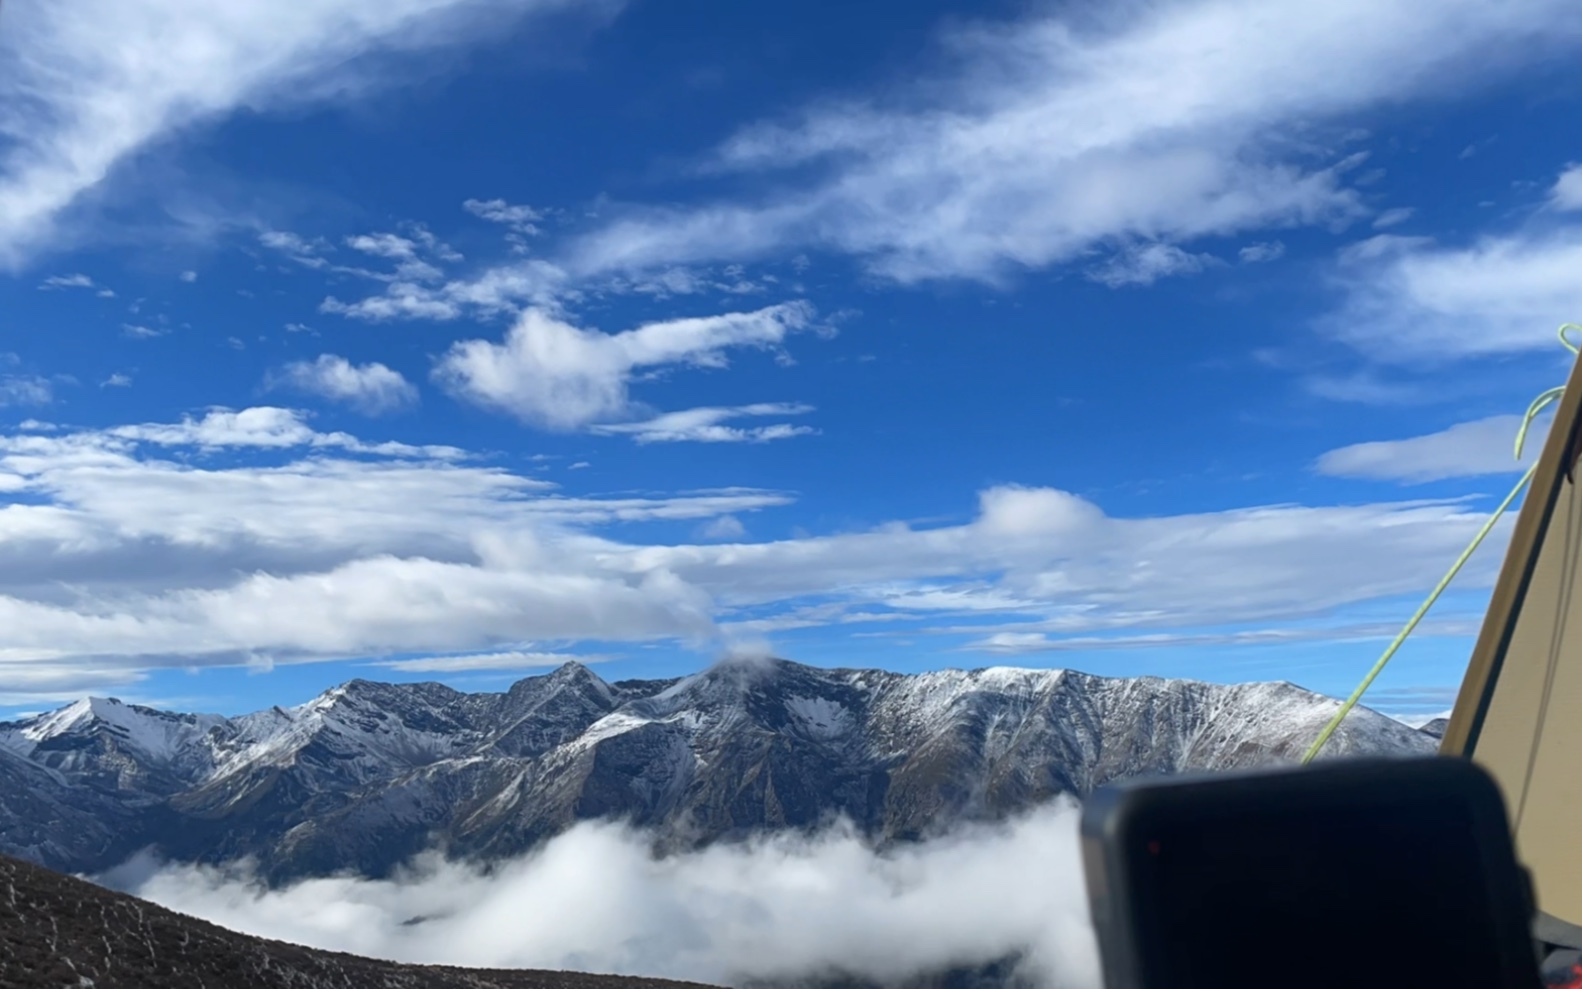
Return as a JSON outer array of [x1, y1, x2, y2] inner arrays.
[[1134, 792, 1510, 989]]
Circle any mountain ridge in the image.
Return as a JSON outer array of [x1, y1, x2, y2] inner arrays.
[[0, 658, 1437, 884], [0, 849, 727, 989]]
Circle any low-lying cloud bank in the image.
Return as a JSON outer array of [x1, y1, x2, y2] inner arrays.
[[102, 801, 1101, 989]]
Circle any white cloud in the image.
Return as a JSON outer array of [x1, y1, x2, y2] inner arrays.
[[1315, 414, 1542, 483], [322, 259, 570, 322], [179, 270, 198, 282], [38, 273, 96, 290], [1551, 164, 1582, 211], [1323, 227, 1582, 361], [371, 650, 600, 672], [104, 406, 460, 457], [122, 323, 168, 339], [590, 404, 816, 444], [463, 197, 543, 234], [633, 484, 1518, 639], [272, 355, 419, 416], [0, 0, 615, 266], [1372, 206, 1415, 229], [968, 618, 1482, 655], [435, 302, 814, 430], [113, 802, 1101, 989], [0, 412, 799, 693], [101, 373, 133, 388], [0, 411, 1528, 700], [0, 376, 53, 406], [1238, 240, 1286, 263], [346, 232, 421, 260], [565, 0, 1582, 284], [259, 230, 328, 262], [697, 515, 748, 541], [342, 227, 459, 280], [1086, 243, 1219, 287]]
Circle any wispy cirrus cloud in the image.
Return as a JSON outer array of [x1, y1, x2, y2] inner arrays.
[[564, 0, 1582, 285], [371, 650, 603, 673], [589, 403, 816, 444], [1085, 243, 1220, 288], [1315, 414, 1543, 483], [37, 273, 97, 290], [1322, 221, 1582, 362], [0, 0, 618, 266]]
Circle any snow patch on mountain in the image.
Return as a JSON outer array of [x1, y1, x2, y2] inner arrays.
[[786, 696, 852, 739]]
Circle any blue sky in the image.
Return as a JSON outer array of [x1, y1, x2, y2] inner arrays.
[[2, 0, 1582, 721]]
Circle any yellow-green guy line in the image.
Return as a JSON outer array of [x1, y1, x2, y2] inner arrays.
[[1301, 323, 1582, 764]]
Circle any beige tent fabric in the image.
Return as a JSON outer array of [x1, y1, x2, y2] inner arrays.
[[1442, 352, 1582, 941]]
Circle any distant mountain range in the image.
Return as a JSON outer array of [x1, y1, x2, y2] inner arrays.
[[0, 658, 1437, 884], [0, 849, 723, 989]]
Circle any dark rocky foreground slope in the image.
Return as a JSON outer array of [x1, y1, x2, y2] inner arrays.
[[0, 658, 1438, 884], [0, 851, 722, 989]]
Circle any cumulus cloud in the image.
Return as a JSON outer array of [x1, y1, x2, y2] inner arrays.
[[564, 0, 1582, 284], [1322, 226, 1582, 361], [1551, 164, 1582, 212], [109, 802, 1101, 989], [590, 404, 816, 444], [0, 0, 615, 266], [271, 355, 419, 415], [435, 302, 815, 430], [1315, 414, 1542, 483]]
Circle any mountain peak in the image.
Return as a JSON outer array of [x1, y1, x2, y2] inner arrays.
[[22, 697, 128, 741]]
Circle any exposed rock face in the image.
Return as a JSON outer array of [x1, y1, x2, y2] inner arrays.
[[0, 659, 1437, 883]]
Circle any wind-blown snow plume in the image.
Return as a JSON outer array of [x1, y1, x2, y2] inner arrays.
[[108, 802, 1102, 989]]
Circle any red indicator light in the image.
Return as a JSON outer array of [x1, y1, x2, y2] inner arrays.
[[1147, 840, 1161, 855]]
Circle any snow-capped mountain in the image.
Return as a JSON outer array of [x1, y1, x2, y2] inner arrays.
[[0, 658, 1437, 883]]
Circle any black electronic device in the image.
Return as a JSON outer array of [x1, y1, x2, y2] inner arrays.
[[1080, 757, 1542, 989]]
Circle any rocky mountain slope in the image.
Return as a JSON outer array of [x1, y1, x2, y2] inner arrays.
[[0, 658, 1437, 883], [0, 850, 722, 989]]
